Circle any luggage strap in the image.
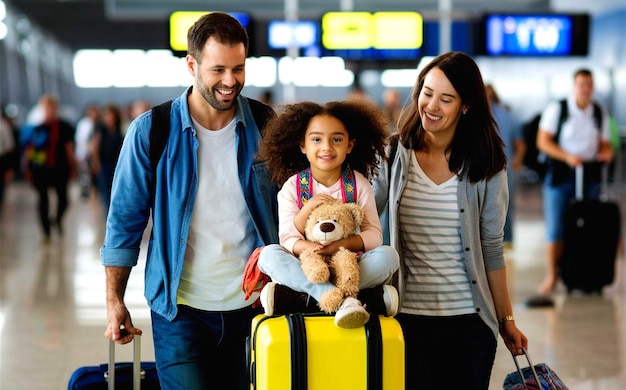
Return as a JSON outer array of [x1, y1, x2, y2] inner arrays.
[[285, 313, 383, 390], [296, 167, 357, 208], [366, 315, 383, 389], [287, 313, 308, 389]]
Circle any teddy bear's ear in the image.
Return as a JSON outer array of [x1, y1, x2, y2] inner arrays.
[[345, 202, 364, 226]]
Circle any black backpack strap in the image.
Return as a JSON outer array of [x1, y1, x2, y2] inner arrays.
[[555, 99, 603, 144], [592, 101, 603, 130], [554, 99, 568, 144], [246, 98, 275, 134], [150, 100, 172, 173]]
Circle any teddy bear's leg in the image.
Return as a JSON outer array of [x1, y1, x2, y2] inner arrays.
[[330, 248, 360, 297], [318, 287, 345, 313], [299, 249, 330, 283]]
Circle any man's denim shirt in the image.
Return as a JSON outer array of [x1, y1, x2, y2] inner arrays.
[[100, 87, 279, 321]]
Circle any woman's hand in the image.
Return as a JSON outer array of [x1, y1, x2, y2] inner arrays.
[[499, 320, 528, 356]]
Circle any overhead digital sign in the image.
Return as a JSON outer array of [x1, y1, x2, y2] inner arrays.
[[169, 11, 251, 55], [477, 13, 589, 56], [268, 20, 318, 49], [321, 11, 423, 61]]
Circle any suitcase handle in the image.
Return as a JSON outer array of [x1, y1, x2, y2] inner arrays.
[[575, 163, 610, 201], [511, 347, 542, 388], [106, 334, 142, 390]]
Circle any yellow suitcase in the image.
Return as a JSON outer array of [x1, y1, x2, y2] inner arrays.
[[248, 313, 404, 389]]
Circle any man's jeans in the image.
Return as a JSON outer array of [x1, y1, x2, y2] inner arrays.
[[151, 304, 261, 390]]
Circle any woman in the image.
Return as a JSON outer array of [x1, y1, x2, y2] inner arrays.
[[373, 52, 527, 389], [90, 103, 123, 217]]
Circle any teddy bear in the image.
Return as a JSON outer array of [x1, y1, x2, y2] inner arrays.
[[299, 199, 364, 314]]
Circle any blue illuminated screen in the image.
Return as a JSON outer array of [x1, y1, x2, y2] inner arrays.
[[268, 21, 318, 49], [486, 15, 574, 55]]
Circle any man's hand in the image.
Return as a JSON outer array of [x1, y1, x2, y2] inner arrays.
[[104, 301, 142, 345]]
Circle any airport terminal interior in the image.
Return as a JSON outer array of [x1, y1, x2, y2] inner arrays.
[[1, 158, 624, 389], [1, 0, 626, 389]]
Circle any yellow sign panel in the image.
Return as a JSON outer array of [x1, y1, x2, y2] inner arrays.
[[170, 11, 209, 52], [322, 12, 372, 50], [373, 12, 423, 49], [322, 11, 423, 50]]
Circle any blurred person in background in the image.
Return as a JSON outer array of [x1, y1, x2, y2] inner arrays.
[[382, 88, 403, 133], [0, 107, 19, 216], [536, 68, 613, 295], [90, 103, 123, 217], [75, 103, 100, 199], [24, 94, 76, 241], [258, 90, 274, 106], [485, 83, 526, 250], [121, 99, 152, 136]]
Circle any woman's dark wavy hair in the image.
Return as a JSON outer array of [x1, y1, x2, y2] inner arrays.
[[258, 99, 389, 186], [187, 12, 249, 60], [396, 51, 506, 182]]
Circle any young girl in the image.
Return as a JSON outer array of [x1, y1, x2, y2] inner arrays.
[[257, 99, 400, 328]]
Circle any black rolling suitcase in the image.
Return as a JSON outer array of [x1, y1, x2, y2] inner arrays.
[[68, 335, 160, 390], [560, 164, 621, 294]]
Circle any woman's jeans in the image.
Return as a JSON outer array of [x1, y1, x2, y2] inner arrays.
[[396, 313, 497, 390]]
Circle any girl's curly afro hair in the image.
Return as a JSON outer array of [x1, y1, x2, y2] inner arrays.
[[257, 98, 390, 186]]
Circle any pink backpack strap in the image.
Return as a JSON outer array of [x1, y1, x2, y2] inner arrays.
[[296, 167, 357, 209], [296, 168, 312, 209], [341, 168, 357, 203]]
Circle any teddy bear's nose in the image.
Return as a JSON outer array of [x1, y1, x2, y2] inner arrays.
[[319, 222, 335, 233]]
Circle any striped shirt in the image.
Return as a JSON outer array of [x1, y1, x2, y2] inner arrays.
[[398, 153, 475, 316]]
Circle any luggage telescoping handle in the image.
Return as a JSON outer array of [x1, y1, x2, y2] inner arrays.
[[575, 165, 583, 201], [106, 334, 142, 390], [574, 163, 609, 202], [511, 347, 542, 388]]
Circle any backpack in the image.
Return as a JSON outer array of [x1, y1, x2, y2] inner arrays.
[[296, 167, 357, 209], [149, 98, 274, 308], [522, 99, 602, 179], [149, 97, 274, 173]]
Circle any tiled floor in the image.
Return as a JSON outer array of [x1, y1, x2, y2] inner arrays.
[[0, 165, 624, 389]]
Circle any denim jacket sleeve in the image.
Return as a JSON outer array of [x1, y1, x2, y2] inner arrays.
[[100, 111, 154, 266]]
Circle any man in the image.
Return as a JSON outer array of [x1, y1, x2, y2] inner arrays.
[[101, 12, 278, 389], [536, 69, 613, 294], [25, 95, 76, 241]]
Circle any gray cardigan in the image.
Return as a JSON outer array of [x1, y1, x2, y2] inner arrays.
[[372, 142, 508, 338]]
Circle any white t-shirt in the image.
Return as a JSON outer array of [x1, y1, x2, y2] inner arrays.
[[399, 153, 474, 316], [177, 117, 257, 311], [75, 117, 94, 161], [539, 96, 610, 161]]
